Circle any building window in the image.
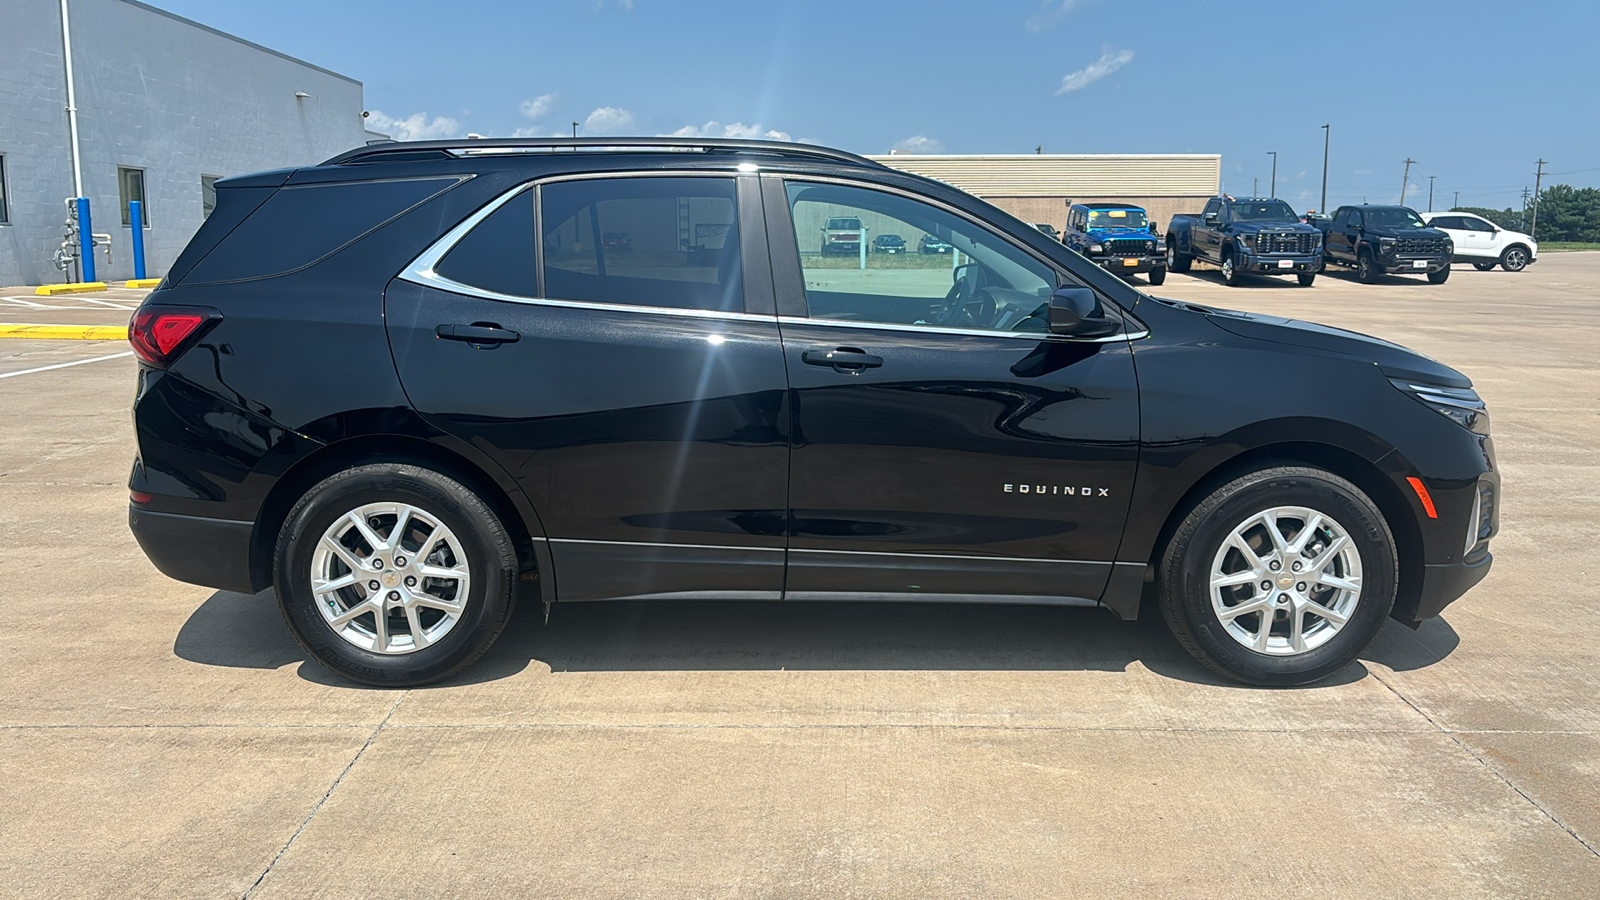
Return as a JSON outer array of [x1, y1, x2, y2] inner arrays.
[[0, 155, 9, 224], [201, 175, 219, 219], [118, 166, 148, 227]]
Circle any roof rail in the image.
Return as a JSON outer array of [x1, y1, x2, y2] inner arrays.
[[321, 136, 884, 169]]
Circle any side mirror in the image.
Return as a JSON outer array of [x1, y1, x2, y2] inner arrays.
[[1048, 288, 1120, 338], [1203, 212, 1219, 225]]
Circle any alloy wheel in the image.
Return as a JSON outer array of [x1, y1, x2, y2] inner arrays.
[[1208, 506, 1362, 656], [309, 501, 472, 654], [1503, 248, 1528, 271]]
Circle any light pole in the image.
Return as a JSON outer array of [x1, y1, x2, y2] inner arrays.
[[571, 121, 579, 138], [1454, 191, 1460, 210], [1268, 151, 1277, 198], [1428, 176, 1435, 212], [1319, 125, 1329, 213]]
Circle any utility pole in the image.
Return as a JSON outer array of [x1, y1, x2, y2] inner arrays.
[[1454, 191, 1459, 210], [1253, 177, 1259, 196], [571, 121, 579, 138], [1268, 151, 1277, 198], [1531, 159, 1547, 239], [1319, 126, 1330, 213], [1521, 187, 1530, 231], [1399, 158, 1415, 205], [1428, 176, 1435, 212]]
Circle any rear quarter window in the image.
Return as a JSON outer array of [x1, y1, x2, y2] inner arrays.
[[181, 176, 465, 285]]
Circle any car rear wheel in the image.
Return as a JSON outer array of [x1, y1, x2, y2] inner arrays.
[[1356, 250, 1380, 284], [1147, 267, 1166, 286], [1166, 238, 1191, 272], [1297, 272, 1316, 287], [1157, 466, 1397, 686], [1500, 246, 1529, 272], [274, 463, 518, 686], [1473, 261, 1498, 272], [1427, 265, 1451, 284]]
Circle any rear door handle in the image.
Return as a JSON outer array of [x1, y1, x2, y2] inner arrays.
[[436, 324, 520, 345], [802, 347, 883, 372]]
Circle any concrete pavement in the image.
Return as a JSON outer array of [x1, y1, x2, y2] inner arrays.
[[1, 257, 1597, 897]]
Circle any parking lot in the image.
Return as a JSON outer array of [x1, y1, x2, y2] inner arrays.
[[3, 255, 1598, 897]]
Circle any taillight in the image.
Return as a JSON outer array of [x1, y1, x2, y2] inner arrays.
[[129, 305, 221, 368]]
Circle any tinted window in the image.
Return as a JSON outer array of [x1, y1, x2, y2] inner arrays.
[[1202, 199, 1222, 218], [1230, 200, 1298, 222], [185, 176, 461, 284], [786, 180, 1057, 333], [1462, 217, 1493, 231], [435, 189, 536, 296], [1366, 208, 1426, 228], [201, 175, 219, 219], [541, 177, 742, 312], [118, 167, 147, 226]]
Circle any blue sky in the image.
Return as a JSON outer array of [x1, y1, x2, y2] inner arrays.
[[150, 0, 1597, 212]]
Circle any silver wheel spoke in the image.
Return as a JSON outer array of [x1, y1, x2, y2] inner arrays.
[[1261, 511, 1291, 554], [322, 537, 366, 574], [371, 604, 389, 651], [1289, 514, 1324, 554], [416, 562, 469, 580], [389, 504, 415, 551], [1305, 534, 1350, 574], [413, 595, 465, 615], [1212, 569, 1261, 589], [347, 512, 388, 554], [404, 603, 431, 647], [329, 599, 376, 628], [1299, 598, 1349, 626], [313, 571, 359, 594], [1229, 533, 1266, 571], [1317, 571, 1361, 593], [1288, 607, 1308, 653], [1252, 612, 1273, 651], [1218, 597, 1273, 621]]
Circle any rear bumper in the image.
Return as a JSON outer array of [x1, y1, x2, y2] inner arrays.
[[1410, 552, 1492, 622], [129, 505, 257, 594]]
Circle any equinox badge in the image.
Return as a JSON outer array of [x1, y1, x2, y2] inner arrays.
[[1005, 483, 1110, 497]]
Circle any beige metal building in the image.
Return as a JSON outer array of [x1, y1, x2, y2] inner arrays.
[[868, 154, 1221, 236]]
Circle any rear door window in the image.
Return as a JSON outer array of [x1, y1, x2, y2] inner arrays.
[[540, 177, 743, 313]]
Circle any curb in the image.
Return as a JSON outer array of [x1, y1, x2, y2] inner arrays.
[[0, 324, 130, 341], [34, 282, 109, 296], [125, 278, 161, 288]]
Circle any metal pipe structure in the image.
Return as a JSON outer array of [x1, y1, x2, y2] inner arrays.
[[130, 200, 146, 279], [59, 0, 84, 199], [77, 197, 95, 283]]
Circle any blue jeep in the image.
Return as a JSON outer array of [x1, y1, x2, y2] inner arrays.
[[1062, 203, 1166, 285]]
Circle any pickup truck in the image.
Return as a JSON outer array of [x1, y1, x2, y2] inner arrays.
[[1062, 202, 1166, 286], [1318, 205, 1453, 284], [1166, 197, 1322, 286]]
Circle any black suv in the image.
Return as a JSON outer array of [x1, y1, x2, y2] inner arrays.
[[128, 137, 1497, 687]]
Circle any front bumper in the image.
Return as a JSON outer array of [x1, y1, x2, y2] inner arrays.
[[1411, 553, 1493, 622], [1238, 250, 1321, 274], [1380, 254, 1451, 274], [129, 505, 257, 594], [1089, 255, 1164, 274]]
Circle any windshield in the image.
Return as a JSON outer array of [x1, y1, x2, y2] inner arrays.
[[1365, 208, 1427, 229], [1230, 200, 1299, 222], [826, 218, 862, 230], [1087, 209, 1149, 229]]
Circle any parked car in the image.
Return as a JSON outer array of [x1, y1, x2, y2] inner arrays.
[[1421, 212, 1537, 272], [820, 216, 864, 256], [873, 234, 907, 254], [1032, 223, 1061, 240], [919, 233, 952, 254], [127, 136, 1496, 688], [602, 231, 632, 251], [1166, 197, 1322, 286], [1062, 203, 1166, 286], [1318, 205, 1452, 284]]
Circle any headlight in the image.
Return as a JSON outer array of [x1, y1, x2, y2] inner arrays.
[[1389, 379, 1489, 435], [1378, 237, 1397, 253], [1087, 243, 1103, 253], [1155, 237, 1167, 251], [1239, 234, 1256, 247]]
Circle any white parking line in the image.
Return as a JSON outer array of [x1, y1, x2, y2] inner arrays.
[[0, 351, 134, 379]]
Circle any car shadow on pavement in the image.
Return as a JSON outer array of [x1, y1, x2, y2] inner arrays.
[[173, 588, 1457, 690]]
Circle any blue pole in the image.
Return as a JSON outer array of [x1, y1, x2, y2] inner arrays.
[[129, 200, 146, 279], [76, 197, 95, 283]]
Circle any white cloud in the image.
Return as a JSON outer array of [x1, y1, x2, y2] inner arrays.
[[1055, 48, 1135, 94], [890, 135, 944, 154], [596, 0, 635, 9], [583, 106, 635, 134], [667, 120, 792, 142], [519, 93, 558, 120], [363, 110, 459, 141], [1026, 0, 1093, 32]]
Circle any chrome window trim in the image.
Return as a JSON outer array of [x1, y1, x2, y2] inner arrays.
[[776, 316, 1143, 343], [770, 173, 1149, 342], [397, 171, 773, 322]]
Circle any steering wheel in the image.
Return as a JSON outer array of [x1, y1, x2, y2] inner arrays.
[[936, 264, 994, 328]]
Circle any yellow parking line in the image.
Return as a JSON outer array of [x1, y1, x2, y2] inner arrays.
[[0, 324, 130, 340], [34, 282, 109, 296]]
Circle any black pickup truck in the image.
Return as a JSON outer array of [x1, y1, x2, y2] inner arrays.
[[1166, 197, 1323, 286], [1317, 205, 1453, 284]]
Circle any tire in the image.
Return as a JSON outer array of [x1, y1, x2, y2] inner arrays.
[[1166, 237, 1191, 273], [1356, 250, 1381, 284], [1157, 466, 1398, 686], [1472, 262, 1497, 272], [273, 463, 519, 686], [1500, 245, 1530, 272], [1296, 272, 1316, 287], [1427, 265, 1451, 285], [1147, 266, 1167, 286], [1220, 250, 1243, 286]]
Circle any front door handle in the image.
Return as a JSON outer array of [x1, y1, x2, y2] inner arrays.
[[802, 347, 883, 372], [436, 324, 520, 346]]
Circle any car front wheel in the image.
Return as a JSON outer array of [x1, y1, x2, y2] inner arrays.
[[1157, 466, 1397, 686], [1500, 246, 1529, 272], [274, 463, 519, 686], [1356, 251, 1380, 284], [1427, 265, 1451, 285], [1147, 266, 1166, 286], [1166, 238, 1192, 273], [1221, 252, 1243, 286]]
